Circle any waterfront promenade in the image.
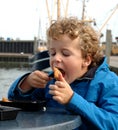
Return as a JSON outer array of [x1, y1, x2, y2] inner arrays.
[[109, 56, 118, 75], [109, 56, 118, 68]]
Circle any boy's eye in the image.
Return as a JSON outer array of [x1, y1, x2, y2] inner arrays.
[[49, 51, 56, 56], [48, 50, 70, 57], [62, 51, 70, 56]]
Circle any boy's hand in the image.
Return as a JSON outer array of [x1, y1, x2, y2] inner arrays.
[[20, 70, 50, 91], [49, 70, 74, 105], [27, 70, 50, 88]]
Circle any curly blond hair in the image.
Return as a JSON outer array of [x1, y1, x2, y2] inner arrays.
[[47, 17, 103, 68]]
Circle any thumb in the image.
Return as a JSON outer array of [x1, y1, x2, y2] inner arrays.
[[58, 73, 66, 82]]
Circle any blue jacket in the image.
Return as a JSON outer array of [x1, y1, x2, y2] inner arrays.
[[8, 57, 118, 130]]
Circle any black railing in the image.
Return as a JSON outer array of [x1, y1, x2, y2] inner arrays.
[[0, 40, 34, 54]]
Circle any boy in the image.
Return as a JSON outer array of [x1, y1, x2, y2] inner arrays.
[[8, 17, 118, 130]]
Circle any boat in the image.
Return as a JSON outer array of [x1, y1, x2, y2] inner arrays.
[[30, 1, 118, 72], [29, 50, 50, 72]]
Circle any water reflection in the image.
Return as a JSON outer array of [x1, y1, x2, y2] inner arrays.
[[0, 68, 29, 99]]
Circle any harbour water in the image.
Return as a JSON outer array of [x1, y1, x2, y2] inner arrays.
[[0, 68, 29, 100]]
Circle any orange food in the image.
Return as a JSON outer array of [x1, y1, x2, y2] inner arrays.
[[53, 67, 62, 81], [2, 97, 11, 102]]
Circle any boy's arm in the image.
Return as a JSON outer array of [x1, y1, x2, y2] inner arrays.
[[66, 80, 118, 129], [8, 73, 34, 100]]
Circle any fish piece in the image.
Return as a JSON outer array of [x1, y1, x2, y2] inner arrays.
[[53, 67, 62, 81]]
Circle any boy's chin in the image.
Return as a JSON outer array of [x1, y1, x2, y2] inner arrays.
[[66, 79, 73, 84]]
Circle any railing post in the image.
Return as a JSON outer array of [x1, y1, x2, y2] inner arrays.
[[34, 37, 38, 54], [105, 29, 112, 64]]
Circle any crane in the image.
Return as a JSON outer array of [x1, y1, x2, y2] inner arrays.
[[99, 4, 118, 33]]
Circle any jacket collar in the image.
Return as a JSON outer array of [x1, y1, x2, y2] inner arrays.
[[76, 66, 98, 81], [76, 57, 106, 81]]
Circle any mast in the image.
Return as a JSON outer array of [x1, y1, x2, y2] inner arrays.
[[57, 0, 61, 20], [81, 0, 85, 20], [46, 0, 51, 24], [65, 0, 69, 17], [81, 0, 94, 23]]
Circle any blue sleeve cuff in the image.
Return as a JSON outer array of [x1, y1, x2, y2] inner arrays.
[[8, 73, 33, 100]]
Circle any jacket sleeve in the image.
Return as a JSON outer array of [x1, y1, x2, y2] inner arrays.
[[8, 73, 34, 100], [66, 76, 118, 129]]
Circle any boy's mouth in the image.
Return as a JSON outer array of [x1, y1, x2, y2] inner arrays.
[[48, 68, 65, 78], [58, 68, 65, 77]]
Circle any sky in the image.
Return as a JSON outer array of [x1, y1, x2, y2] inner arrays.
[[0, 0, 117, 42]]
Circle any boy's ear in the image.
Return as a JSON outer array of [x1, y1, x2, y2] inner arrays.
[[82, 55, 92, 67]]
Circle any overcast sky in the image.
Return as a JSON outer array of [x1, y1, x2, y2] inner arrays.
[[0, 0, 117, 41]]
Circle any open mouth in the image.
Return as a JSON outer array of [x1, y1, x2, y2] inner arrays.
[[48, 67, 65, 79], [58, 68, 65, 77]]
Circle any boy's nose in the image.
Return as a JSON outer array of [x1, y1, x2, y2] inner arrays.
[[53, 54, 62, 63]]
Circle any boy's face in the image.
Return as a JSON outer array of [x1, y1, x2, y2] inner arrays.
[[49, 35, 91, 83]]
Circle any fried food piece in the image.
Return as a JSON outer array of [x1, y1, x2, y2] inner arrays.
[[2, 97, 11, 102], [53, 67, 62, 81]]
